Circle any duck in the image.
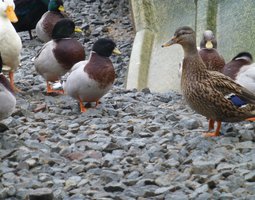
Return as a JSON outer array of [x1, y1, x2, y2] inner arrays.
[[64, 38, 121, 112], [178, 30, 225, 77], [0, 0, 22, 92], [162, 26, 255, 137], [13, 0, 50, 39], [0, 53, 16, 121], [34, 18, 85, 94], [198, 30, 225, 72], [222, 52, 255, 92], [35, 0, 81, 43]]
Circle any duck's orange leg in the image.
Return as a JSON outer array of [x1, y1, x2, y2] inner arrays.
[[93, 100, 100, 108], [208, 119, 215, 131], [246, 117, 255, 121], [9, 71, 22, 93], [46, 81, 64, 94], [78, 98, 86, 112], [203, 121, 221, 137]]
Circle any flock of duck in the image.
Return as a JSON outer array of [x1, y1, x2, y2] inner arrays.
[[162, 26, 255, 137], [0, 0, 121, 122], [0, 0, 254, 138]]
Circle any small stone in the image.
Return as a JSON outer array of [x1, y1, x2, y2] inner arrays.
[[28, 188, 54, 200], [104, 182, 125, 192], [245, 171, 255, 182]]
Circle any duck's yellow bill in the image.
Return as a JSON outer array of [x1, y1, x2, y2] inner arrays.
[[74, 26, 83, 33], [6, 6, 18, 23], [205, 40, 213, 49], [113, 48, 121, 55], [58, 5, 65, 12]]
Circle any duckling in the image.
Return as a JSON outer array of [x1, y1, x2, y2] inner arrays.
[[162, 26, 255, 137], [64, 38, 121, 112], [199, 30, 225, 72], [0, 53, 16, 121], [0, 0, 22, 92], [34, 18, 85, 94], [13, 0, 49, 39]]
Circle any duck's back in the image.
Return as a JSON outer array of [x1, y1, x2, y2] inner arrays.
[[36, 11, 66, 42]]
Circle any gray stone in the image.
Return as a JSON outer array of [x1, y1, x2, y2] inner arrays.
[[28, 188, 54, 200]]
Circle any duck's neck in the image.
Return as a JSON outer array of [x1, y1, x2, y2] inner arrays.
[[182, 43, 198, 57], [181, 44, 208, 80]]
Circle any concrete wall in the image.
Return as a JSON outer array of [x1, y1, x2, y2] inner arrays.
[[126, 0, 255, 92]]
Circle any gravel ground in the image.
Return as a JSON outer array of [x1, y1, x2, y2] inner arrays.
[[0, 0, 255, 200]]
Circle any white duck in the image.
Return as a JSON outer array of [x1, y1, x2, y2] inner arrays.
[[0, 0, 22, 92], [64, 38, 121, 112], [0, 53, 16, 121]]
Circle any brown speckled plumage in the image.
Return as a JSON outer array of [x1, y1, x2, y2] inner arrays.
[[162, 26, 255, 136]]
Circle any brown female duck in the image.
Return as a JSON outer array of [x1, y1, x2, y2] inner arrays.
[[162, 26, 255, 137], [199, 30, 225, 72]]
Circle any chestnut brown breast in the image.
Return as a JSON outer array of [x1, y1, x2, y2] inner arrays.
[[53, 39, 85, 70], [84, 52, 115, 89]]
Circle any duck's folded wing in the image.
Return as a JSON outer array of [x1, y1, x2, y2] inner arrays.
[[207, 71, 255, 104]]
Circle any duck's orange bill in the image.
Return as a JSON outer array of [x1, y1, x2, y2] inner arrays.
[[6, 6, 18, 23]]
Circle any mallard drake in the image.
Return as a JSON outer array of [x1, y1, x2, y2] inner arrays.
[[34, 18, 85, 94], [64, 38, 121, 112], [13, 0, 49, 39], [0, 53, 16, 121], [162, 26, 255, 137], [199, 30, 225, 72], [222, 52, 255, 93], [35, 0, 65, 42], [35, 0, 81, 43], [0, 0, 22, 92]]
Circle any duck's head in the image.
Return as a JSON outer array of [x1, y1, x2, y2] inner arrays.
[[52, 19, 75, 39], [92, 38, 121, 57], [0, 0, 18, 23], [232, 52, 253, 63], [161, 26, 196, 51], [48, 0, 64, 12], [200, 30, 217, 49]]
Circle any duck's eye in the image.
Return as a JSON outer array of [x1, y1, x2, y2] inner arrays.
[[177, 32, 185, 37]]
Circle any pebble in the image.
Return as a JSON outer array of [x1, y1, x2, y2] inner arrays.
[[0, 0, 254, 199]]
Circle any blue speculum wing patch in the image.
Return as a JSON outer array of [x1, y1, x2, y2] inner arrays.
[[228, 95, 247, 107]]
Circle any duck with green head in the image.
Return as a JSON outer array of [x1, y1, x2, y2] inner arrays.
[[36, 0, 81, 42], [0, 53, 16, 121], [162, 26, 255, 137], [64, 38, 121, 112], [34, 18, 85, 94]]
